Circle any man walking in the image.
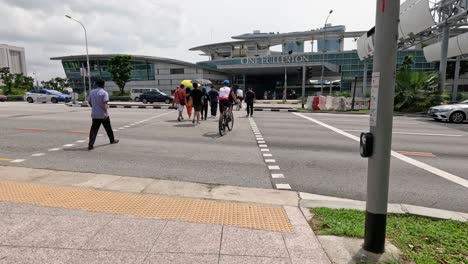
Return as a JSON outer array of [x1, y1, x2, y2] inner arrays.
[[208, 85, 219, 117], [245, 87, 255, 117], [174, 84, 186, 121], [190, 83, 203, 124], [88, 79, 119, 150]]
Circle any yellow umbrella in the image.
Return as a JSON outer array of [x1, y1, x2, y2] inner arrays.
[[181, 80, 199, 88]]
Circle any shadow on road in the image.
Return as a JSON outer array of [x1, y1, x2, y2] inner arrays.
[[173, 124, 195, 128], [63, 143, 111, 151], [202, 132, 221, 139]]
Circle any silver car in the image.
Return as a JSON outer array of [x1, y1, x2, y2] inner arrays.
[[428, 100, 468, 123]]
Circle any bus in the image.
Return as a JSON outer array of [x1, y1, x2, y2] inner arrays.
[[130, 88, 162, 102]]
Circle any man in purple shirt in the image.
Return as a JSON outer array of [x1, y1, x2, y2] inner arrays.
[[87, 79, 119, 150]]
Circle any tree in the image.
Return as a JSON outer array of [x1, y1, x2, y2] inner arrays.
[[0, 67, 33, 95], [394, 55, 439, 112], [0, 67, 14, 95], [41, 77, 70, 92], [108, 55, 133, 95]]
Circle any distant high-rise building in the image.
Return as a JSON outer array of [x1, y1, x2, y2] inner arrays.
[[0, 44, 27, 74], [317, 25, 346, 52], [282, 41, 304, 54]]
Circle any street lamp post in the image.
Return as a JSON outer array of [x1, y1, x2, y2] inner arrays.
[[65, 15, 91, 100], [320, 10, 333, 95]]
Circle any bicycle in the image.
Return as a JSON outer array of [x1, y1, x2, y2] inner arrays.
[[219, 103, 235, 136]]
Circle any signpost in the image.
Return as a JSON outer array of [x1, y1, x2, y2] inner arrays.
[[363, 0, 400, 254]]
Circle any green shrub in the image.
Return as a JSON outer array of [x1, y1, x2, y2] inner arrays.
[[7, 95, 24, 101], [333, 91, 352, 97]]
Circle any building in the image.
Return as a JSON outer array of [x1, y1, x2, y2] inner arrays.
[[50, 55, 228, 94], [0, 44, 27, 74]]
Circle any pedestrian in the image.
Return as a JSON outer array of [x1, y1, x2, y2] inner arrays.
[[190, 83, 203, 124], [173, 84, 186, 122], [245, 87, 255, 117], [201, 87, 209, 120], [264, 91, 268, 100], [87, 79, 119, 150], [236, 87, 244, 109], [185, 87, 193, 119], [292, 90, 297, 99], [208, 85, 219, 117]]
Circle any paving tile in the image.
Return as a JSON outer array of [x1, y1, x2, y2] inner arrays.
[[32, 172, 96, 186], [220, 255, 291, 264], [221, 226, 289, 258], [0, 246, 73, 264], [283, 225, 329, 261], [0, 202, 115, 218], [73, 175, 122, 189], [284, 206, 309, 227], [291, 256, 332, 264], [16, 215, 111, 248], [82, 218, 166, 251], [143, 253, 218, 264], [0, 214, 46, 245], [102, 176, 155, 193], [68, 249, 147, 264], [152, 221, 222, 254]]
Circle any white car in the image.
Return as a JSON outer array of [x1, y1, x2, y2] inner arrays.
[[428, 100, 468, 123], [24, 89, 71, 104]]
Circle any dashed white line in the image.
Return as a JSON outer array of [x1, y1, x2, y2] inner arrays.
[[259, 144, 268, 148], [293, 112, 468, 189], [272, 174, 285, 179], [76, 140, 86, 143], [257, 138, 264, 141], [10, 159, 26, 163], [48, 148, 60, 152], [260, 149, 270, 152], [63, 144, 75, 147], [31, 153, 45, 157], [276, 184, 291, 190], [258, 141, 266, 144], [268, 165, 280, 170], [265, 159, 276, 163], [263, 153, 273, 157]]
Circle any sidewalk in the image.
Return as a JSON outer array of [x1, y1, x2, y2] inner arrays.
[[0, 166, 329, 264]]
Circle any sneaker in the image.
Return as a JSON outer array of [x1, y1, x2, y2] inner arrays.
[[111, 139, 119, 144], [246, 115, 249, 118], [192, 120, 195, 124], [177, 117, 181, 122], [88, 146, 93, 150]]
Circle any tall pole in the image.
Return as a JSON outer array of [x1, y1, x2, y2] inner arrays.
[[302, 66, 306, 108], [283, 68, 288, 102], [439, 23, 450, 103], [452, 56, 461, 102], [363, 59, 368, 97], [320, 10, 333, 95], [66, 15, 91, 99], [363, 0, 400, 254]]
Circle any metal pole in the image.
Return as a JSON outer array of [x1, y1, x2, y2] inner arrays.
[[363, 60, 368, 97], [452, 56, 461, 102], [302, 66, 306, 108], [320, 10, 333, 95], [284, 68, 288, 102], [351, 76, 357, 110], [439, 23, 450, 102], [363, 0, 400, 254]]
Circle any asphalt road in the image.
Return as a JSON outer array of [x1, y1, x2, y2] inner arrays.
[[1, 102, 467, 213]]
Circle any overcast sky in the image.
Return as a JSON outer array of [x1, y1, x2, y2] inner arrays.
[[1, 0, 393, 82]]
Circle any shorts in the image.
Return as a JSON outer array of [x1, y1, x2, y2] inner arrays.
[[219, 100, 232, 113], [177, 104, 185, 112], [193, 104, 202, 112]]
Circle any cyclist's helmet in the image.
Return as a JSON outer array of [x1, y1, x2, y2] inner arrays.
[[223, 80, 230, 85]]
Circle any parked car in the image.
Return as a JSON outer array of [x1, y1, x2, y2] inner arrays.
[[24, 89, 71, 103], [139, 91, 173, 104], [0, 95, 6, 102], [428, 100, 468, 123]]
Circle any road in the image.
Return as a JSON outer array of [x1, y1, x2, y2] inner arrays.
[[1, 102, 467, 213]]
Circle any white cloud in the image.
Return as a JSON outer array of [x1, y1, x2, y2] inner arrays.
[[1, 0, 389, 82]]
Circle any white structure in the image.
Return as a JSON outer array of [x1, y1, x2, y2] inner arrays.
[[0, 44, 27, 74]]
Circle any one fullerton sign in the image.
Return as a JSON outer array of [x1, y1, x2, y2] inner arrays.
[[240, 55, 310, 65]]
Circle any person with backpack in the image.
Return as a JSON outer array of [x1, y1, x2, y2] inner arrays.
[[201, 87, 209, 120], [174, 84, 186, 122], [245, 87, 256, 118], [236, 87, 244, 109], [208, 86, 219, 117]]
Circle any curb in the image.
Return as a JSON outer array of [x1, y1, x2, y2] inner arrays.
[[0, 165, 466, 222], [66, 103, 176, 110], [254, 108, 298, 112]]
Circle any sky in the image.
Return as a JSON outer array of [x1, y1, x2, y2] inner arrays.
[[0, 0, 391, 82]]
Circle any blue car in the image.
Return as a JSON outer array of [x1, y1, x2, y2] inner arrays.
[[24, 89, 71, 103]]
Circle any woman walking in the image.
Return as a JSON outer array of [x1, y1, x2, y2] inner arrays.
[[185, 87, 193, 119]]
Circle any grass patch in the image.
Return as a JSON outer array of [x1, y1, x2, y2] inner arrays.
[[311, 208, 468, 264]]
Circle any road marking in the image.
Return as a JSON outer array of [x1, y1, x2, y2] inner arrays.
[[258, 141, 266, 144], [124, 126, 130, 128], [265, 159, 276, 163], [263, 154, 273, 157], [343, 129, 463, 137], [276, 184, 291, 190], [0, 158, 14, 161], [31, 153, 45, 157], [398, 151, 436, 157], [113, 130, 118, 132], [257, 138, 264, 141], [268, 165, 280, 170], [63, 144, 75, 147], [261, 149, 270, 152], [97, 134, 104, 137], [16, 128, 45, 132], [66, 131, 88, 134], [10, 159, 26, 163], [272, 174, 285, 179], [76, 140, 86, 143], [259, 144, 268, 148], [48, 148, 60, 152], [294, 112, 468, 189]]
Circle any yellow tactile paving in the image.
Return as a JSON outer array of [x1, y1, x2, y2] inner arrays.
[[0, 181, 293, 233]]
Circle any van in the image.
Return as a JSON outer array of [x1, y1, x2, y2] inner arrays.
[[130, 88, 161, 102]]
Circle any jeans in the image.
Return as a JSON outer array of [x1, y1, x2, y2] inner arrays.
[[210, 101, 218, 116], [246, 103, 254, 116], [89, 117, 115, 147]]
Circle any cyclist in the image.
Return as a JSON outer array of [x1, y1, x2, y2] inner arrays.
[[218, 80, 238, 115]]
